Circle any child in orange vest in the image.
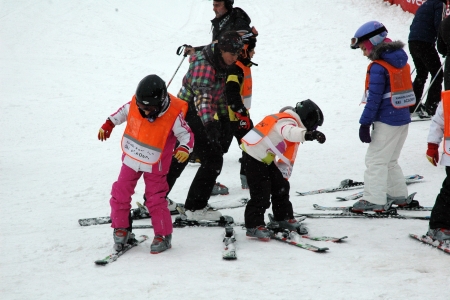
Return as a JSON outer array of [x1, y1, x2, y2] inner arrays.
[[240, 100, 326, 240], [424, 91, 450, 244], [98, 75, 194, 254]]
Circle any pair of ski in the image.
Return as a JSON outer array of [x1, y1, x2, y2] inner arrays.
[[296, 174, 424, 200], [222, 214, 347, 259], [80, 198, 249, 227]]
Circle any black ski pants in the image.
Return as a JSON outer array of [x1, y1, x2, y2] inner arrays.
[[409, 41, 443, 115], [166, 105, 223, 210], [243, 152, 293, 228], [429, 166, 450, 229], [221, 120, 253, 175]]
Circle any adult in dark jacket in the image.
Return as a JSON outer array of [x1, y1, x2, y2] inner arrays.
[[184, 0, 252, 55], [408, 0, 446, 116], [437, 15, 450, 90]]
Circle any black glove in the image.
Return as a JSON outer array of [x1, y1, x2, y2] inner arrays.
[[305, 130, 326, 144], [204, 122, 222, 150], [359, 124, 371, 143]]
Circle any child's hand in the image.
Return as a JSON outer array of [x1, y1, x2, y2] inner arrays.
[[98, 119, 115, 141], [426, 143, 439, 166], [174, 146, 190, 163]]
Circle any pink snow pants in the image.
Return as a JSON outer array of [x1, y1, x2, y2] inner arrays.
[[110, 163, 173, 236]]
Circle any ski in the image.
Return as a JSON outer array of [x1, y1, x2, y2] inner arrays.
[[94, 235, 149, 266], [222, 226, 237, 260], [313, 203, 432, 212], [336, 175, 424, 201], [294, 212, 430, 220], [409, 234, 450, 254], [272, 230, 328, 252], [296, 179, 364, 196], [172, 206, 238, 228], [78, 198, 247, 227], [209, 198, 249, 210], [297, 174, 423, 197], [301, 235, 348, 242]]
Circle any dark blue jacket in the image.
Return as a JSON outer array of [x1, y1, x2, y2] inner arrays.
[[359, 41, 411, 126], [408, 0, 445, 44]]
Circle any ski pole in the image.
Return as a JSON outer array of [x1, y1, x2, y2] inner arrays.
[[412, 57, 446, 114], [166, 44, 190, 88]]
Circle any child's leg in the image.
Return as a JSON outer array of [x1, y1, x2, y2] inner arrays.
[[143, 173, 173, 236], [244, 153, 271, 227], [386, 124, 408, 199], [430, 166, 450, 229], [110, 164, 142, 228], [364, 122, 406, 204], [268, 163, 293, 221]]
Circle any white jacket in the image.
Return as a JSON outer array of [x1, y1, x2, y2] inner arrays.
[[427, 101, 450, 166], [241, 109, 307, 164]]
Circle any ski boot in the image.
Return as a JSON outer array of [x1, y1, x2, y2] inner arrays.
[[267, 213, 308, 234], [150, 234, 172, 254], [184, 205, 223, 221], [426, 228, 450, 243], [211, 182, 229, 195], [113, 228, 136, 251], [389, 192, 421, 209], [246, 225, 273, 241]]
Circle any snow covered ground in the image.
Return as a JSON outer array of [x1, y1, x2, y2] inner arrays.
[[1, 0, 449, 299]]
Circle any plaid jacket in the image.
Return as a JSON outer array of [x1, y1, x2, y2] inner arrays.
[[177, 44, 228, 125]]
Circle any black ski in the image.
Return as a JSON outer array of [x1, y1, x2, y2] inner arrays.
[[294, 211, 430, 220]]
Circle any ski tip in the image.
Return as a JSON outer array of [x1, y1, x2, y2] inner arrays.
[[296, 192, 305, 196], [94, 260, 108, 266]]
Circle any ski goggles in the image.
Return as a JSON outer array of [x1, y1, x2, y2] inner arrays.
[[350, 26, 387, 49]]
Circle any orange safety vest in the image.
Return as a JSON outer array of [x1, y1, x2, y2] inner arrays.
[[443, 90, 450, 155], [236, 60, 252, 110], [121, 94, 188, 165], [363, 60, 416, 108], [241, 112, 300, 179]]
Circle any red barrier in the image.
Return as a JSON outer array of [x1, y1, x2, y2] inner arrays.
[[383, 0, 426, 14]]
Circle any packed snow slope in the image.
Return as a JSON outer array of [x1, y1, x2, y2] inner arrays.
[[1, 0, 449, 299]]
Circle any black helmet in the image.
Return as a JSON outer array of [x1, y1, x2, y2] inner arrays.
[[218, 31, 244, 54], [294, 99, 324, 131], [135, 74, 167, 107]]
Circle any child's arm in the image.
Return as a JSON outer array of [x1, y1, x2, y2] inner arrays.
[[172, 113, 194, 163], [98, 101, 130, 141]]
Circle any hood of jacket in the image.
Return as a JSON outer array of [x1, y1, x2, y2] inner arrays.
[[367, 40, 408, 68]]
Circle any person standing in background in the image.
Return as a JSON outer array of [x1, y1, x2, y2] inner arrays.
[[408, 0, 447, 118]]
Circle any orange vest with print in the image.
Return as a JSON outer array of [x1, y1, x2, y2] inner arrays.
[[364, 60, 416, 108], [236, 60, 252, 110], [226, 61, 253, 121], [121, 94, 188, 165], [443, 90, 450, 155], [242, 112, 300, 167]]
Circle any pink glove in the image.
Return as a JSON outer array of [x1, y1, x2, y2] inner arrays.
[[426, 143, 439, 166], [98, 119, 115, 141]]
